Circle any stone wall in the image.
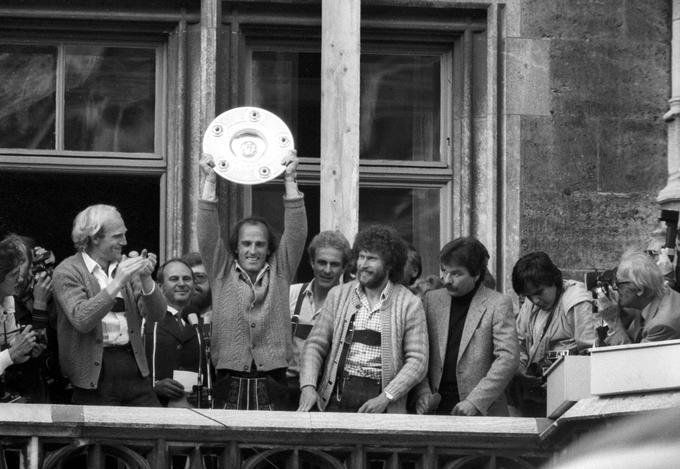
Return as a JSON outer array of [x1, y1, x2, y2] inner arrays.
[[517, 0, 671, 279]]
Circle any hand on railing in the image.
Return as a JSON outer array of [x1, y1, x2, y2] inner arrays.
[[297, 385, 320, 411]]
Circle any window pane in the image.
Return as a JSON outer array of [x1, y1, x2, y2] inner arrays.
[[359, 187, 440, 277], [0, 45, 56, 149], [360, 55, 441, 161], [252, 184, 441, 282], [64, 46, 155, 152], [251, 51, 321, 158]]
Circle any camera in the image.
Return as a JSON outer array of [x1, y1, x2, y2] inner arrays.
[[31, 246, 55, 280]]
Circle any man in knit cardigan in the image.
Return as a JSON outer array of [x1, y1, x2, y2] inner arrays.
[[298, 225, 428, 413], [198, 150, 307, 410], [53, 204, 165, 406]]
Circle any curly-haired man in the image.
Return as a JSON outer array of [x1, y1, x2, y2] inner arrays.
[[298, 225, 428, 413]]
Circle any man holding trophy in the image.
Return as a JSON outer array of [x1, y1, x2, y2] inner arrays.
[[198, 129, 307, 409]]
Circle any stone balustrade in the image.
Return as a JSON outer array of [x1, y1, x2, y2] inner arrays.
[[0, 405, 553, 469]]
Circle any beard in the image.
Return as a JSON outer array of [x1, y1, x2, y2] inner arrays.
[[187, 290, 212, 311], [358, 268, 389, 289]]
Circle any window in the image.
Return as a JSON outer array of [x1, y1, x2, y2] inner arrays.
[[0, 41, 162, 158], [246, 34, 452, 280]]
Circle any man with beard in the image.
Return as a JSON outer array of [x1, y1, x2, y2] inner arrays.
[[145, 258, 204, 407], [53, 204, 164, 406], [412, 237, 519, 416], [181, 252, 212, 321], [286, 230, 351, 409], [298, 225, 428, 413]]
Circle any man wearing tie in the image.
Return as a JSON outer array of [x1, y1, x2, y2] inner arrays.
[[145, 258, 204, 406], [53, 204, 165, 406]]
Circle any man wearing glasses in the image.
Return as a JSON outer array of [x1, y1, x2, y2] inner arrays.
[[600, 250, 680, 344]]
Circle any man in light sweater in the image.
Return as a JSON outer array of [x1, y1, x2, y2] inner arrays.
[[298, 225, 428, 413], [198, 150, 307, 410]]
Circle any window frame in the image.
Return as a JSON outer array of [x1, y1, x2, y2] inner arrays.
[[0, 36, 167, 172]]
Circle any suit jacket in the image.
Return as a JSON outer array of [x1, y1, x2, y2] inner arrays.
[[606, 288, 680, 344], [144, 310, 203, 383], [414, 286, 519, 416], [53, 252, 165, 389]]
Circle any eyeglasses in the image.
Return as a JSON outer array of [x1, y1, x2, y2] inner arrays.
[[193, 273, 209, 282], [612, 280, 633, 291]]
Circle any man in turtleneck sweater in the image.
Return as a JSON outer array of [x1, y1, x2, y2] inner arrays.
[[413, 237, 519, 416]]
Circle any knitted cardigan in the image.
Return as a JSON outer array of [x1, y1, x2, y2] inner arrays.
[[53, 252, 166, 389], [197, 196, 307, 372], [299, 281, 428, 413]]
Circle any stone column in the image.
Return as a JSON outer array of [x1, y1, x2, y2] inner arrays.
[[658, 0, 680, 210]]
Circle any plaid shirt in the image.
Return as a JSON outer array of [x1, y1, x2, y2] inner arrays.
[[344, 282, 392, 380]]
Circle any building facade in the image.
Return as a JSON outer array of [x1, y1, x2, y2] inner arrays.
[[0, 0, 672, 290]]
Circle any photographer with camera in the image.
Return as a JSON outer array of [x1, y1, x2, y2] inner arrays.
[[598, 250, 680, 344], [509, 252, 599, 417], [0, 236, 40, 388]]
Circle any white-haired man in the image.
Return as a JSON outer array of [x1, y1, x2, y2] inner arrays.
[[53, 204, 165, 406], [601, 250, 680, 344]]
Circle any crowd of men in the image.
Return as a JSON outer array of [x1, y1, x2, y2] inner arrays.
[[2, 150, 680, 417]]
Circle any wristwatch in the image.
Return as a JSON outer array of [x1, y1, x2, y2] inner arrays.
[[384, 390, 395, 402]]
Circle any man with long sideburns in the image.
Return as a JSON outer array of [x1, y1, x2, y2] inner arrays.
[[298, 225, 428, 413], [53, 205, 164, 406], [198, 150, 307, 410]]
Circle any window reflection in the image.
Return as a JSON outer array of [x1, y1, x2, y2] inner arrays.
[[360, 55, 440, 161], [250, 49, 441, 162], [251, 51, 321, 158], [0, 45, 56, 149], [252, 184, 441, 280], [64, 46, 155, 153]]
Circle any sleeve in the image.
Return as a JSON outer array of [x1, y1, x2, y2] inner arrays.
[[197, 199, 233, 285], [298, 289, 336, 389], [0, 349, 13, 375], [53, 264, 116, 333], [383, 295, 429, 401], [515, 302, 531, 373], [275, 196, 308, 282], [135, 282, 166, 323], [465, 296, 520, 415], [571, 301, 600, 352]]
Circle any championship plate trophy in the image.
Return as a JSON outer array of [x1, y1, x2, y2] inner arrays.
[[202, 106, 295, 185]]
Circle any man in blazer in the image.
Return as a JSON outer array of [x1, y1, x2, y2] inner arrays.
[[53, 204, 165, 406], [145, 258, 204, 407], [412, 237, 519, 416]]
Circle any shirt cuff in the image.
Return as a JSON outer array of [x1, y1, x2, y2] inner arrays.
[[142, 282, 156, 296], [0, 349, 13, 375]]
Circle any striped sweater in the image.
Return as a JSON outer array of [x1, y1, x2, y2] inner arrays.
[[197, 196, 307, 372], [299, 281, 428, 413]]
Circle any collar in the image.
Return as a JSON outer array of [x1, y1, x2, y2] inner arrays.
[[235, 261, 271, 284], [303, 279, 315, 297], [355, 280, 393, 302], [82, 251, 117, 277], [0, 296, 14, 315], [167, 305, 180, 317]]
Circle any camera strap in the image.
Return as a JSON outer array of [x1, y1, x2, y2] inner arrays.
[[527, 302, 559, 366]]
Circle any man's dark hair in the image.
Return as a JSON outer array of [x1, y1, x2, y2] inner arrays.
[[0, 236, 26, 283], [157, 258, 193, 284], [181, 251, 203, 268], [352, 225, 408, 284], [511, 251, 563, 296], [228, 217, 278, 258], [439, 237, 489, 282], [404, 244, 423, 286]]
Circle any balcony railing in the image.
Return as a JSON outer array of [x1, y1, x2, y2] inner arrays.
[[3, 388, 679, 469], [0, 404, 554, 469]]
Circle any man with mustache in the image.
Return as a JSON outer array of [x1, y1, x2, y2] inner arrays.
[[286, 230, 351, 409], [412, 237, 519, 416], [53, 204, 164, 406], [145, 258, 204, 407], [298, 225, 428, 413]]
